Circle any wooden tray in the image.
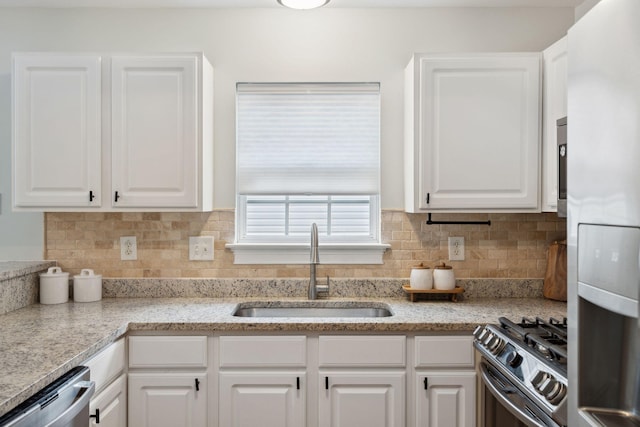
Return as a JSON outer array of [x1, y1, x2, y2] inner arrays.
[[402, 285, 464, 302]]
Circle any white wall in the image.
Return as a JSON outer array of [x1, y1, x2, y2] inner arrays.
[[575, 0, 601, 20], [0, 6, 574, 259]]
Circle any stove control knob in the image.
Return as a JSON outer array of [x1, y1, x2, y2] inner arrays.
[[531, 371, 551, 391], [473, 326, 485, 340], [481, 332, 494, 346], [506, 351, 523, 368], [540, 378, 565, 405], [487, 336, 505, 355], [546, 382, 567, 405]]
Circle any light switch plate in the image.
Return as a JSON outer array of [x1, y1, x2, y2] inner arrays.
[[189, 236, 214, 261], [448, 236, 465, 261], [120, 236, 137, 260]]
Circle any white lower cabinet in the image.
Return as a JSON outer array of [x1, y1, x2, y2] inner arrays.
[[413, 336, 476, 427], [128, 373, 207, 427], [83, 339, 127, 427], [219, 372, 306, 427], [127, 336, 208, 427], [90, 374, 127, 427], [319, 372, 405, 427], [415, 371, 476, 427], [125, 333, 475, 427]]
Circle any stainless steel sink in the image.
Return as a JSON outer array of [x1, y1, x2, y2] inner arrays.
[[232, 302, 392, 318]]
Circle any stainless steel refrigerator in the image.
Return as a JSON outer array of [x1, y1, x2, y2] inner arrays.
[[567, 0, 640, 425]]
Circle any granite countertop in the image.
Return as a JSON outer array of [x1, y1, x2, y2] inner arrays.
[[0, 296, 566, 417], [0, 261, 56, 281]]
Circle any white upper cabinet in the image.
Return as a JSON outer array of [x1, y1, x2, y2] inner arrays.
[[12, 52, 213, 212], [12, 54, 102, 208], [111, 55, 211, 209], [541, 37, 568, 212], [405, 53, 542, 212]]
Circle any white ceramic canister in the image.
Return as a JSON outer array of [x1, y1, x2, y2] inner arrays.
[[409, 263, 433, 290], [39, 266, 69, 304], [433, 262, 456, 290], [73, 269, 102, 302]]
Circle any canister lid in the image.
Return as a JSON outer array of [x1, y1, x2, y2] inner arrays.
[[39, 266, 69, 277], [434, 262, 453, 270], [74, 268, 102, 279], [412, 262, 430, 269]]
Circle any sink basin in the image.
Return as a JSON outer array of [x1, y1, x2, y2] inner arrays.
[[232, 302, 392, 318]]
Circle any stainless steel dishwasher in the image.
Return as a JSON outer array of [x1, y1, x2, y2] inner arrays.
[[0, 366, 94, 427]]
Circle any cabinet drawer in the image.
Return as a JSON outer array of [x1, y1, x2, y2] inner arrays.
[[84, 339, 126, 394], [129, 336, 207, 368], [319, 336, 406, 367], [414, 335, 474, 368], [219, 336, 307, 368]]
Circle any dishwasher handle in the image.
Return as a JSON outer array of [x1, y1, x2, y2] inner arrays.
[[45, 381, 95, 427]]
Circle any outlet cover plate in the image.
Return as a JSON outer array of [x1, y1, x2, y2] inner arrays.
[[448, 236, 465, 261], [189, 236, 214, 261], [120, 236, 137, 260]]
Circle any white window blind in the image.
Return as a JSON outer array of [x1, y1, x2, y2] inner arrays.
[[236, 83, 381, 195]]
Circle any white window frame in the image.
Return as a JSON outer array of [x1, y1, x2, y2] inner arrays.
[[227, 83, 388, 264]]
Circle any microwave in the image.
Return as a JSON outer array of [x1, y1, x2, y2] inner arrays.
[[557, 116, 567, 218]]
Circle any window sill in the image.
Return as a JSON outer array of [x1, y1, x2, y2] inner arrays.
[[226, 243, 390, 265]]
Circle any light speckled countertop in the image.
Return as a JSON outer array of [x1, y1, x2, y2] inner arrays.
[[0, 261, 56, 281], [0, 296, 566, 417]]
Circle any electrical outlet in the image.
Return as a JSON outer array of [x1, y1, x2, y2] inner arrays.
[[189, 236, 214, 261], [120, 236, 137, 260], [448, 236, 465, 261]]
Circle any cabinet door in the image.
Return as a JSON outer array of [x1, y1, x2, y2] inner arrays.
[[319, 372, 405, 427], [12, 54, 101, 208], [409, 53, 541, 211], [542, 37, 568, 212], [111, 55, 198, 208], [415, 371, 476, 427], [128, 372, 206, 427], [219, 372, 305, 427], [90, 374, 127, 427]]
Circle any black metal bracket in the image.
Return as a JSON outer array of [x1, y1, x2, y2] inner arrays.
[[426, 213, 491, 226]]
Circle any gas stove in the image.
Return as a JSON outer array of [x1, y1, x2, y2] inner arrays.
[[474, 317, 568, 427]]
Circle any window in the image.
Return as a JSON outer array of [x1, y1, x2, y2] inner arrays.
[[228, 83, 388, 264]]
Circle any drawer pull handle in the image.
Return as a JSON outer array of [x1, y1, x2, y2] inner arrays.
[[89, 191, 95, 202], [195, 378, 200, 391], [90, 408, 100, 424], [325, 376, 329, 390], [424, 377, 429, 390], [114, 191, 120, 202], [296, 377, 300, 390]]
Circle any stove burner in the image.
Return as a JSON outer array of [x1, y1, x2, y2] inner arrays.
[[498, 316, 568, 365]]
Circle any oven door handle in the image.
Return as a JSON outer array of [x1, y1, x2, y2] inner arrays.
[[480, 362, 551, 427]]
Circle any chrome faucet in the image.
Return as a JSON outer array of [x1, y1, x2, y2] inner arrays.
[[309, 223, 329, 299]]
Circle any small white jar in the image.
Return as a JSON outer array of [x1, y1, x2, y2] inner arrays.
[[39, 267, 69, 304], [410, 263, 433, 290], [433, 262, 456, 290], [73, 269, 102, 302]]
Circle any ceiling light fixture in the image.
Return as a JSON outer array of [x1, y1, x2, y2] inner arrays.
[[277, 0, 330, 10]]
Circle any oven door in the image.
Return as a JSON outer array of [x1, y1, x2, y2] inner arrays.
[[479, 360, 562, 427]]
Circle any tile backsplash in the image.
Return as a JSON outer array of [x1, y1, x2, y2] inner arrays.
[[45, 211, 566, 279]]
